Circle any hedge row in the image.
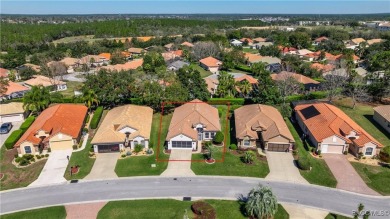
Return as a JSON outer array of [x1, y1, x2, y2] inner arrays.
[[234, 65, 252, 73], [19, 116, 35, 132], [207, 98, 245, 105], [4, 130, 24, 150], [89, 106, 104, 129], [285, 91, 327, 103]]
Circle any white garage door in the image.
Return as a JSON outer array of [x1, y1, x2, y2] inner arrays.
[[0, 114, 23, 123], [322, 144, 344, 154]]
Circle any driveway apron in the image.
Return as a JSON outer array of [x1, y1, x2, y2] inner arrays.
[[161, 150, 195, 177], [323, 154, 379, 196], [85, 153, 118, 180]]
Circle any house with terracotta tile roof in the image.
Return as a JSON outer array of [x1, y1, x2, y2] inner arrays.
[[23, 75, 67, 91], [366, 39, 384, 45], [15, 104, 88, 155], [294, 103, 382, 157], [271, 71, 320, 91], [1, 81, 30, 100], [166, 99, 221, 150], [0, 68, 10, 78], [199, 56, 222, 74], [245, 53, 263, 66], [181, 41, 194, 48], [253, 37, 267, 43], [79, 55, 109, 67], [310, 63, 335, 75], [128, 47, 145, 55], [373, 105, 390, 134], [100, 59, 143, 72], [235, 104, 295, 151], [344, 38, 366, 49], [204, 73, 258, 97], [164, 43, 175, 51], [91, 105, 153, 153], [313, 36, 329, 46], [17, 63, 41, 73], [98, 53, 111, 60], [240, 38, 254, 45], [47, 57, 80, 73], [278, 46, 297, 55]]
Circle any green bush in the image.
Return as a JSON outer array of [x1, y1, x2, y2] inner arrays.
[[4, 129, 24, 150], [230, 144, 237, 150], [23, 154, 34, 160], [207, 98, 245, 105], [30, 157, 35, 162], [306, 91, 327, 100], [47, 148, 51, 153], [229, 105, 241, 112], [90, 106, 103, 129], [19, 159, 30, 166], [128, 98, 143, 105], [72, 145, 78, 150], [134, 144, 143, 153], [213, 131, 224, 144], [83, 127, 88, 133], [20, 116, 36, 132], [217, 107, 223, 117], [317, 150, 322, 155], [36, 155, 42, 159], [45, 154, 49, 157], [286, 94, 305, 102], [121, 154, 126, 158], [85, 114, 90, 123], [15, 157, 22, 163], [297, 156, 311, 170], [234, 65, 252, 73], [379, 146, 390, 163]]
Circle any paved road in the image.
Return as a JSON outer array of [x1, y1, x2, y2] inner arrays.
[[0, 122, 22, 148], [1, 176, 389, 218]]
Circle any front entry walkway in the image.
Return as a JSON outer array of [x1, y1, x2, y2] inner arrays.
[[85, 153, 118, 180], [265, 151, 308, 184], [161, 150, 195, 177], [29, 149, 72, 187], [322, 154, 379, 195]]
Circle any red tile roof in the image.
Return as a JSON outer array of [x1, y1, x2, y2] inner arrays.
[[314, 36, 329, 42], [0, 68, 9, 77], [271, 71, 320, 85], [3, 81, 29, 96], [310, 63, 335, 73], [199, 56, 222, 67]]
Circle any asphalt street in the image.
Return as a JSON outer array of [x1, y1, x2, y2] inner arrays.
[[1, 176, 389, 218]]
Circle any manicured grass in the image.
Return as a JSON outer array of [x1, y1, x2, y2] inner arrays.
[[58, 81, 83, 98], [325, 213, 353, 219], [64, 140, 96, 180], [286, 119, 337, 188], [1, 206, 66, 219], [0, 146, 47, 191], [350, 162, 390, 195], [114, 113, 170, 176], [190, 63, 213, 78], [97, 199, 288, 219], [243, 47, 258, 54], [333, 99, 390, 147]]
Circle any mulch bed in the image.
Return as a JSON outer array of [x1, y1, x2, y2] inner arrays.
[[71, 166, 79, 174], [164, 149, 171, 154], [205, 158, 215, 164]]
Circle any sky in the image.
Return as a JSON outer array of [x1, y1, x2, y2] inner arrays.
[[1, 0, 389, 15]]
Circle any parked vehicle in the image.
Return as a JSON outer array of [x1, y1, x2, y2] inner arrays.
[[0, 122, 13, 134]]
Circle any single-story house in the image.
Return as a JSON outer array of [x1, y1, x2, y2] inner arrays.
[[278, 46, 297, 56], [312, 36, 329, 46], [181, 41, 194, 48], [344, 38, 366, 49], [167, 60, 189, 71], [14, 104, 88, 155], [373, 105, 390, 134], [199, 56, 222, 74], [162, 50, 183, 62], [235, 104, 295, 151], [310, 63, 335, 75], [128, 47, 145, 55], [17, 63, 41, 73], [294, 103, 382, 157], [100, 59, 143, 72], [259, 56, 282, 73], [253, 37, 267, 43], [204, 73, 258, 96], [271, 71, 320, 91], [166, 99, 221, 150], [164, 43, 174, 51], [0, 102, 27, 123], [250, 42, 273, 49], [230, 39, 243, 47], [79, 55, 109, 67], [354, 67, 368, 78], [366, 39, 384, 46], [0, 81, 30, 100], [240, 38, 254, 45], [91, 105, 153, 153], [23, 75, 67, 91], [245, 53, 263, 66]]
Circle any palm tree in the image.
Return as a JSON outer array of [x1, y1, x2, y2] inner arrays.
[[217, 71, 237, 98], [246, 184, 278, 219], [23, 85, 51, 115], [238, 80, 252, 97], [82, 89, 99, 112]]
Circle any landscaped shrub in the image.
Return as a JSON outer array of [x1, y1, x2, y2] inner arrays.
[[4, 129, 24, 150], [306, 91, 327, 100], [218, 107, 223, 117], [19, 159, 30, 166], [14, 154, 18, 159], [134, 144, 143, 153], [207, 98, 245, 105], [317, 150, 322, 155], [30, 157, 35, 162], [23, 154, 34, 160], [379, 146, 390, 163], [297, 156, 311, 170], [191, 201, 216, 219], [242, 151, 256, 164], [234, 65, 252, 73], [286, 94, 305, 102], [90, 106, 103, 129], [45, 154, 49, 157], [19, 116, 35, 132], [47, 148, 51, 153], [121, 154, 126, 158], [229, 144, 237, 150], [72, 145, 78, 150], [146, 148, 153, 154], [343, 150, 348, 155], [213, 131, 224, 144], [15, 157, 22, 163], [89, 147, 94, 152], [36, 155, 42, 159], [83, 127, 88, 133], [85, 114, 90, 123], [292, 150, 298, 156]]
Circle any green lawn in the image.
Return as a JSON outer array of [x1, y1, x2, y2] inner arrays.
[[243, 47, 259, 54], [350, 162, 390, 195], [286, 119, 337, 188], [0, 146, 47, 191], [191, 105, 269, 177], [325, 213, 353, 219], [333, 100, 390, 147], [115, 113, 170, 176], [97, 199, 288, 219], [1, 206, 66, 219], [64, 139, 96, 180], [190, 63, 213, 78], [59, 81, 83, 98]]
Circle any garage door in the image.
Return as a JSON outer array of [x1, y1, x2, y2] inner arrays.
[[0, 114, 23, 123], [268, 143, 290, 152], [50, 140, 73, 150], [322, 144, 343, 154], [171, 141, 192, 149], [98, 144, 120, 153]]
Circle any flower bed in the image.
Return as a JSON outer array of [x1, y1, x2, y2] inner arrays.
[[191, 201, 216, 219], [71, 166, 80, 174], [13, 154, 49, 168], [205, 158, 215, 164]]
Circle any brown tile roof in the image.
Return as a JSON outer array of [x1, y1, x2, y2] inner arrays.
[[234, 104, 294, 142], [271, 71, 320, 85], [181, 41, 194, 47], [3, 81, 29, 96], [98, 53, 111, 60], [0, 102, 25, 115], [101, 59, 143, 71], [235, 74, 258, 84], [314, 36, 329, 42], [0, 68, 9, 77], [374, 105, 390, 122], [351, 38, 366, 45], [204, 77, 218, 93], [128, 48, 145, 54], [199, 56, 222, 68], [15, 104, 87, 147], [48, 58, 79, 67], [91, 105, 153, 144], [240, 38, 253, 43], [367, 39, 384, 45], [245, 53, 263, 63], [295, 103, 382, 148], [24, 75, 66, 87], [310, 63, 335, 73], [166, 99, 221, 140], [23, 63, 41, 72], [253, 37, 266, 42]]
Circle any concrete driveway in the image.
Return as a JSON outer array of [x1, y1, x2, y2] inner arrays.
[[161, 150, 195, 177], [323, 154, 379, 195], [29, 149, 72, 187], [0, 122, 22, 148], [85, 153, 118, 180], [265, 151, 308, 184]]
